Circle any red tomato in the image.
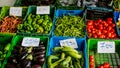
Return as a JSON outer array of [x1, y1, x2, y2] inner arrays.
[[107, 26, 112, 31], [98, 24, 103, 30], [108, 32, 112, 38], [97, 30, 102, 36], [97, 19, 102, 23], [103, 62, 110, 68], [87, 20, 94, 25], [88, 33, 92, 38], [99, 34, 105, 38], [111, 23, 116, 27], [87, 29, 92, 33], [111, 29, 115, 33], [103, 30, 107, 34], [87, 25, 94, 29], [103, 21, 108, 27], [107, 18, 113, 21], [93, 34, 98, 38], [89, 55, 94, 59], [92, 30, 96, 34], [98, 65, 104, 68], [90, 62, 94, 68], [107, 20, 112, 25]]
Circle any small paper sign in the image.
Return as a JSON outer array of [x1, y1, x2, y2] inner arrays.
[[22, 37, 40, 47], [60, 38, 78, 48], [10, 7, 22, 16], [36, 6, 50, 14], [97, 41, 115, 53]]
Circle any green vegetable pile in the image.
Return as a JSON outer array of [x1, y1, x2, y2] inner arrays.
[[54, 15, 85, 37], [113, 0, 120, 9], [17, 14, 53, 34], [47, 46, 84, 68], [0, 43, 11, 67], [0, 6, 9, 22]]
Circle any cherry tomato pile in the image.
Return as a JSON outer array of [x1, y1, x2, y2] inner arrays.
[[98, 62, 111, 68], [87, 18, 117, 39], [89, 55, 95, 68]]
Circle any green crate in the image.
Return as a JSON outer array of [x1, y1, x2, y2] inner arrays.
[[0, 34, 13, 68], [88, 39, 120, 68], [2, 35, 49, 68], [17, 5, 54, 36], [0, 6, 28, 35]]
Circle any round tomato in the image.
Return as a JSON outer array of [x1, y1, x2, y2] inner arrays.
[[111, 29, 115, 33], [87, 20, 94, 26], [103, 30, 107, 34], [107, 20, 112, 25], [97, 30, 102, 36], [93, 34, 97, 38], [107, 26, 112, 31], [107, 18, 113, 21], [108, 32, 112, 38], [98, 65, 104, 68], [103, 62, 110, 68], [90, 62, 94, 68], [111, 23, 115, 27]]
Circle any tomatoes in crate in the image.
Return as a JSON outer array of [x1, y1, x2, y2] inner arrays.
[[87, 18, 118, 39]]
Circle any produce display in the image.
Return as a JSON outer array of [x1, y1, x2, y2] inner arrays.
[[0, 43, 11, 67], [17, 14, 52, 34], [6, 41, 46, 68], [87, 18, 117, 39], [0, 15, 22, 33], [54, 15, 85, 37], [47, 46, 84, 68]]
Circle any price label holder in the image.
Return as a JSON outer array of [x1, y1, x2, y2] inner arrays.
[[97, 41, 115, 53], [9, 7, 22, 16], [60, 38, 78, 48], [36, 6, 50, 14], [22, 37, 40, 47]]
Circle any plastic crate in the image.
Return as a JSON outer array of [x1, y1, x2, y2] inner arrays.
[[88, 39, 120, 68], [85, 0, 113, 9], [114, 11, 120, 36], [52, 9, 86, 38], [86, 8, 118, 39], [0, 34, 13, 68], [46, 36, 88, 68], [17, 6, 54, 36], [2, 35, 49, 68], [0, 6, 28, 35]]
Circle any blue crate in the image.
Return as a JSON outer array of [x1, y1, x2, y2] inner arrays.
[[46, 36, 88, 68], [52, 9, 86, 38], [114, 11, 120, 36]]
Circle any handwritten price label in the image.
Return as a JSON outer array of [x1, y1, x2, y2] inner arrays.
[[60, 38, 78, 48], [10, 7, 22, 16], [97, 41, 115, 53], [22, 37, 40, 47], [36, 6, 50, 14]]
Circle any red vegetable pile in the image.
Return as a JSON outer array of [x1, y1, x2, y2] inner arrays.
[[0, 15, 22, 33], [89, 55, 95, 68], [98, 62, 111, 68], [87, 18, 117, 39]]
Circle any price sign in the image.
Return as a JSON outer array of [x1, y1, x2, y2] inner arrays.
[[97, 41, 115, 53], [22, 37, 40, 47], [60, 38, 78, 48], [10, 7, 22, 16], [36, 6, 50, 14]]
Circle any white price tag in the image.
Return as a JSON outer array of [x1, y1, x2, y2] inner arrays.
[[60, 38, 78, 48], [10, 7, 22, 16], [22, 37, 40, 47], [36, 6, 50, 14], [97, 41, 115, 53]]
